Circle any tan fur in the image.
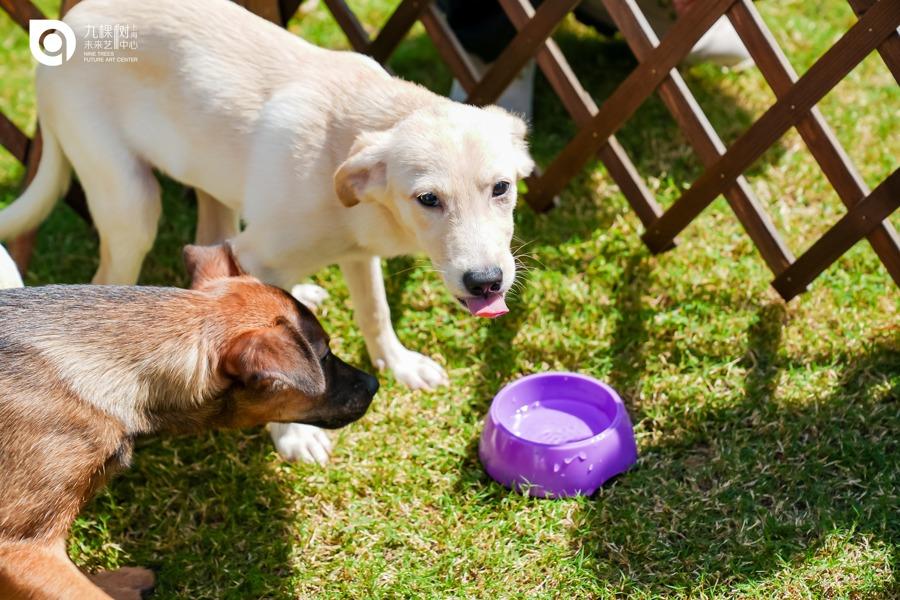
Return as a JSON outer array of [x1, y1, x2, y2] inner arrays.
[[0, 244, 377, 598]]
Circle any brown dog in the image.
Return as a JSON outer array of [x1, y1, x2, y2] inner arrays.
[[0, 243, 378, 599]]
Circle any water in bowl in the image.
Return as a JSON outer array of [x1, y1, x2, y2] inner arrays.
[[509, 399, 611, 445]]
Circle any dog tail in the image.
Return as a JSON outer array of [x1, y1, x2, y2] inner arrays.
[[0, 244, 24, 289], [0, 128, 72, 241]]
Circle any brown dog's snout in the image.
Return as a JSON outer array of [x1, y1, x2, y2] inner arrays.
[[313, 352, 378, 429], [359, 370, 380, 397]]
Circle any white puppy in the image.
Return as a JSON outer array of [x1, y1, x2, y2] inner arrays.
[[0, 244, 23, 290], [0, 0, 533, 463]]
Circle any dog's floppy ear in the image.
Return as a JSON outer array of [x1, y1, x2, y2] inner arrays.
[[334, 130, 389, 207], [183, 242, 245, 289], [223, 318, 326, 397], [484, 105, 535, 179]]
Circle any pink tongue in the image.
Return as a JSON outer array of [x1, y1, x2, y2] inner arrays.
[[464, 294, 509, 318]]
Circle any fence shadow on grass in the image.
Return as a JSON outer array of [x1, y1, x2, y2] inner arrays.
[[573, 304, 899, 595]]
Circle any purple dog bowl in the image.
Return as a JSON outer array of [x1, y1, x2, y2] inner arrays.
[[479, 372, 638, 497]]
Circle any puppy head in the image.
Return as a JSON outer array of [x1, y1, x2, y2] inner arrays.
[[183, 244, 378, 429], [333, 102, 534, 318]]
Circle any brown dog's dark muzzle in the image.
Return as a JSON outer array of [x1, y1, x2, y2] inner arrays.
[[310, 351, 378, 429]]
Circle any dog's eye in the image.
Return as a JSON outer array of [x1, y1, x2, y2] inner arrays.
[[416, 192, 441, 208], [492, 181, 510, 197]]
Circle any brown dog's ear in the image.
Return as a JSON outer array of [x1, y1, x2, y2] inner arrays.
[[183, 242, 245, 289], [334, 131, 389, 207], [223, 319, 326, 397]]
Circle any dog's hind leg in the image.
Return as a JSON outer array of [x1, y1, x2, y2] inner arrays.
[[195, 189, 239, 246], [74, 157, 160, 285], [0, 539, 112, 599], [341, 257, 449, 390], [86, 163, 160, 285], [49, 112, 160, 285], [48, 104, 162, 285]]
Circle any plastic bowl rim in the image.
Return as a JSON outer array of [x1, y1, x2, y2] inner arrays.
[[487, 371, 627, 451]]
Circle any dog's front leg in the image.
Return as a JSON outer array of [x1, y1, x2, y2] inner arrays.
[[267, 422, 333, 464], [341, 256, 449, 390], [266, 257, 448, 465]]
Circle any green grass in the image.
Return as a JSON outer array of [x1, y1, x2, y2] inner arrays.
[[2, 1, 898, 597]]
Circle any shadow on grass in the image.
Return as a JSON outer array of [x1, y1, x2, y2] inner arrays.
[[74, 431, 298, 600], [607, 254, 654, 404], [574, 306, 899, 595]]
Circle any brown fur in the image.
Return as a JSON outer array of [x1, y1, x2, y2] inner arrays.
[[0, 243, 377, 598]]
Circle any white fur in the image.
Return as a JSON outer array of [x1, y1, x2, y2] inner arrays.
[[0, 245, 23, 290], [267, 422, 333, 465], [0, 0, 533, 463], [290, 283, 329, 310]]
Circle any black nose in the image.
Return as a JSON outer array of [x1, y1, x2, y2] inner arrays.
[[361, 372, 379, 397], [463, 266, 503, 297]]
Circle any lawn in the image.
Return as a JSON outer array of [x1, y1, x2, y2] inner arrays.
[[1, 1, 898, 598]]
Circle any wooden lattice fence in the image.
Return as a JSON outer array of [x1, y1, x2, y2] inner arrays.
[[1, 0, 897, 300]]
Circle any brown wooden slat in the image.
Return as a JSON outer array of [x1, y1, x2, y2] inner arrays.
[[6, 128, 43, 272], [368, 0, 429, 64], [497, 0, 665, 225], [279, 0, 303, 25], [62, 179, 89, 223], [59, 0, 79, 16], [727, 0, 873, 199], [0, 0, 44, 31], [0, 112, 29, 164], [7, 229, 36, 274], [642, 0, 900, 252], [599, 139, 666, 227], [772, 169, 900, 299], [321, 0, 371, 52], [526, 0, 737, 210], [419, 4, 479, 92], [846, 0, 900, 84], [605, 0, 793, 275], [234, 0, 282, 23], [727, 0, 900, 287], [466, 0, 581, 106]]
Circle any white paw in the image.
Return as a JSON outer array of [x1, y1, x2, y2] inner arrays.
[[267, 422, 332, 465], [290, 283, 329, 310], [378, 349, 449, 391]]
